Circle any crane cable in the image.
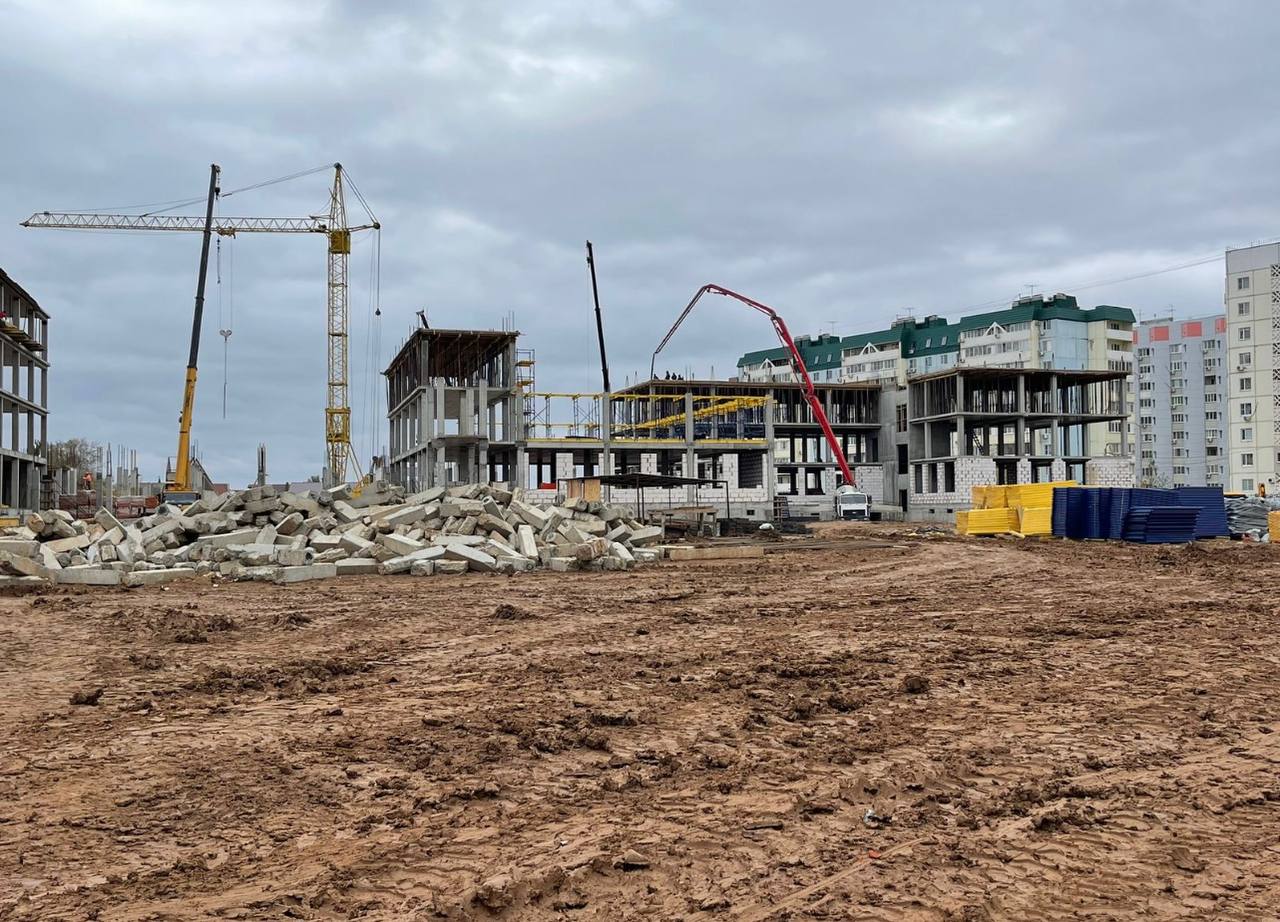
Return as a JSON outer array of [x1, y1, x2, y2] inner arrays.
[[358, 228, 382, 469]]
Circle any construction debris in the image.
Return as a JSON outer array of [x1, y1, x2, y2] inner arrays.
[[0, 483, 665, 588]]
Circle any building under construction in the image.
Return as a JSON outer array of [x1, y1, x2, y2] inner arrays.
[[0, 268, 49, 514], [384, 327, 884, 519]]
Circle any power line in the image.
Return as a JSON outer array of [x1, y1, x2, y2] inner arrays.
[[951, 233, 1280, 316]]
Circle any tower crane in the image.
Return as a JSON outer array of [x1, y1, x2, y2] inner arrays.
[[22, 163, 380, 488]]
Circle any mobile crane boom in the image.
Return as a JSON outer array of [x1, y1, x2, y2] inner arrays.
[[170, 163, 220, 497], [650, 283, 856, 488]]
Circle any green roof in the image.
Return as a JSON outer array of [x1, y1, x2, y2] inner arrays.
[[735, 294, 1136, 369]]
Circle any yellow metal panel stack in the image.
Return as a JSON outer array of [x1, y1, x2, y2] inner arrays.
[[958, 481, 1078, 537], [1269, 510, 1280, 544], [1018, 506, 1053, 536], [963, 507, 1020, 535]]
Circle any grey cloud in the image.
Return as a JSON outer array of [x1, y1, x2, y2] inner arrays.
[[1, 0, 1276, 483]]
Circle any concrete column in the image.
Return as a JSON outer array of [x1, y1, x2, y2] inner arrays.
[[8, 456, 17, 508], [478, 381, 488, 438], [764, 397, 777, 510], [600, 393, 612, 495], [434, 380, 446, 439], [685, 392, 696, 503], [419, 389, 432, 447]]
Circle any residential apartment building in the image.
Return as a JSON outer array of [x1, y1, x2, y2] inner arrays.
[[1224, 243, 1280, 494], [1133, 315, 1228, 487], [0, 268, 49, 512]]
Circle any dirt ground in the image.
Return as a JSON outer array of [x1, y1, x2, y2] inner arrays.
[[2, 528, 1280, 921]]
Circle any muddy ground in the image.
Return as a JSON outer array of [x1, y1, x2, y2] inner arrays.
[[2, 529, 1279, 920]]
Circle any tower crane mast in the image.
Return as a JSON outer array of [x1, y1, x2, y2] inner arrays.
[[22, 163, 379, 487]]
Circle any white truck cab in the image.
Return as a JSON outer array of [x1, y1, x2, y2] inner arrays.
[[834, 485, 870, 520]]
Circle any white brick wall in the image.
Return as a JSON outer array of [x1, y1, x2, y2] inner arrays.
[[1086, 458, 1135, 487], [909, 457, 996, 508]]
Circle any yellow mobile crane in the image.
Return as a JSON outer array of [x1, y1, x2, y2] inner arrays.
[[22, 163, 380, 491]]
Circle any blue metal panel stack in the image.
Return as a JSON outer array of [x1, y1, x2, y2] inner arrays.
[[1083, 488, 1111, 539], [1175, 486, 1228, 538], [1063, 488, 1089, 539], [1051, 487, 1071, 537], [1122, 505, 1201, 543]]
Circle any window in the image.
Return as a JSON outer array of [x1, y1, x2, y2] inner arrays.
[[1241, 401, 1254, 416], [1171, 413, 1186, 423], [1238, 301, 1251, 316], [1170, 361, 1185, 372], [1204, 375, 1218, 386], [1139, 398, 1153, 408], [1172, 396, 1187, 407], [1241, 427, 1253, 441], [1242, 453, 1254, 467], [1239, 326, 1252, 342], [1240, 376, 1252, 392], [1139, 380, 1153, 391], [1174, 465, 1187, 475], [1243, 478, 1255, 490], [1237, 276, 1250, 290], [1172, 430, 1187, 440], [1237, 351, 1253, 366]]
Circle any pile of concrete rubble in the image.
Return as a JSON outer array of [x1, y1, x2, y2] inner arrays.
[[0, 482, 666, 588]]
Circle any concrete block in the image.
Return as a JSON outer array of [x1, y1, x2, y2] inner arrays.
[[255, 524, 278, 545], [56, 566, 122, 586], [273, 563, 338, 584], [431, 534, 487, 547], [441, 543, 497, 572], [193, 528, 260, 550], [309, 534, 343, 552], [275, 512, 305, 536], [515, 524, 539, 558], [382, 504, 427, 527], [312, 548, 348, 564], [279, 493, 322, 517], [331, 500, 361, 524], [409, 559, 436, 577], [405, 486, 446, 506], [0, 550, 51, 580], [244, 497, 281, 515], [339, 532, 375, 554], [95, 507, 126, 533], [335, 558, 380, 575], [433, 559, 469, 575], [609, 542, 635, 563], [275, 548, 313, 567], [378, 533, 423, 556], [235, 565, 282, 582], [45, 533, 92, 554], [38, 545, 62, 571], [509, 500, 549, 529], [0, 539, 39, 557], [124, 568, 199, 588], [548, 557, 578, 572], [628, 526, 664, 547], [478, 513, 514, 536]]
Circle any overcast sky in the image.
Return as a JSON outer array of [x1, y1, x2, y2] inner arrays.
[[2, 0, 1277, 485]]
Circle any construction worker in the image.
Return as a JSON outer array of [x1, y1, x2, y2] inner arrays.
[[81, 471, 93, 492]]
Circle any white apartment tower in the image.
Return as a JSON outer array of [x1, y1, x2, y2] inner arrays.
[[1225, 243, 1280, 493], [1133, 315, 1227, 487]]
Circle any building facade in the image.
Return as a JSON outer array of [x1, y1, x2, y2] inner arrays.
[[1133, 315, 1228, 487], [1224, 243, 1280, 494], [737, 294, 1136, 518], [0, 268, 49, 513]]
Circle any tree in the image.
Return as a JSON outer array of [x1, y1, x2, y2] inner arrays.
[[46, 438, 102, 472]]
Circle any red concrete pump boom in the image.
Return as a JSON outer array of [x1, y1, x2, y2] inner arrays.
[[650, 284, 856, 489]]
